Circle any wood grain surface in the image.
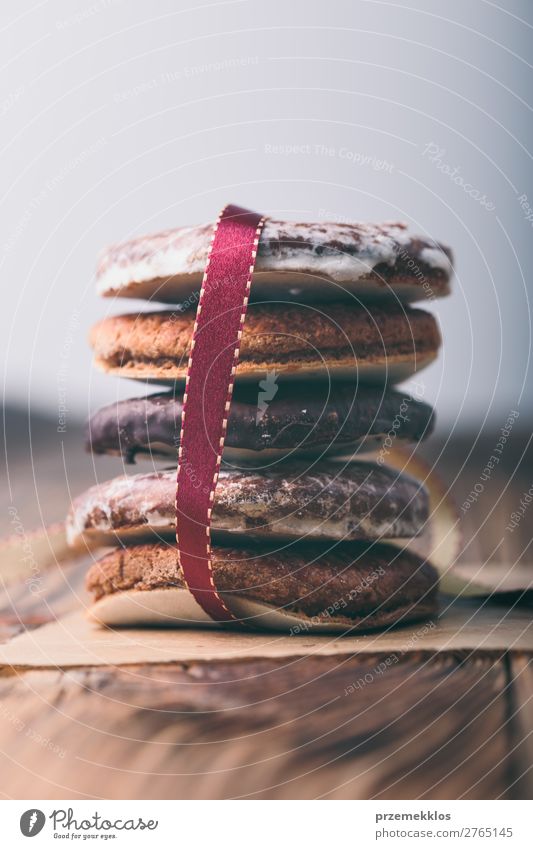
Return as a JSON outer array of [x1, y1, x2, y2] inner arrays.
[[0, 650, 529, 800], [0, 412, 532, 799]]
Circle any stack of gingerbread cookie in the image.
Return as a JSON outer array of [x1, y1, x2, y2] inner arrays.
[[68, 217, 453, 632]]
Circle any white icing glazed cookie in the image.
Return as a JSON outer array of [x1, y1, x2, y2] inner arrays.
[[67, 461, 429, 547], [96, 219, 453, 304]]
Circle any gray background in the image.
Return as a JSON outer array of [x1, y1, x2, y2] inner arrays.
[[1, 0, 532, 434]]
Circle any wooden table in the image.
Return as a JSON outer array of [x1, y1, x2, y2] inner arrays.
[[1, 410, 532, 799]]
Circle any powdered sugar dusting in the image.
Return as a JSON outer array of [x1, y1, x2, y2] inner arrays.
[[66, 464, 427, 545]]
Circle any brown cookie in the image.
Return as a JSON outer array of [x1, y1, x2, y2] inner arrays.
[[86, 540, 439, 631], [96, 218, 452, 304], [89, 302, 441, 385], [67, 461, 429, 546]]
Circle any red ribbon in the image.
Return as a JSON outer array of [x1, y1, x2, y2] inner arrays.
[[175, 204, 265, 621]]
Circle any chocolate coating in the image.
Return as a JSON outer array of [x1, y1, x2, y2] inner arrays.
[[86, 384, 434, 463]]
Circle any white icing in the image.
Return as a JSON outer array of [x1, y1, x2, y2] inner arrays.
[[67, 463, 423, 546], [96, 219, 451, 299], [419, 246, 453, 273], [144, 509, 169, 527]]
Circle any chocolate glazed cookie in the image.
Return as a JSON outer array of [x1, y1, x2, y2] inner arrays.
[[86, 384, 434, 463]]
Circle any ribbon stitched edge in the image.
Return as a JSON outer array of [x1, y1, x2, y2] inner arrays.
[[175, 204, 265, 622]]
